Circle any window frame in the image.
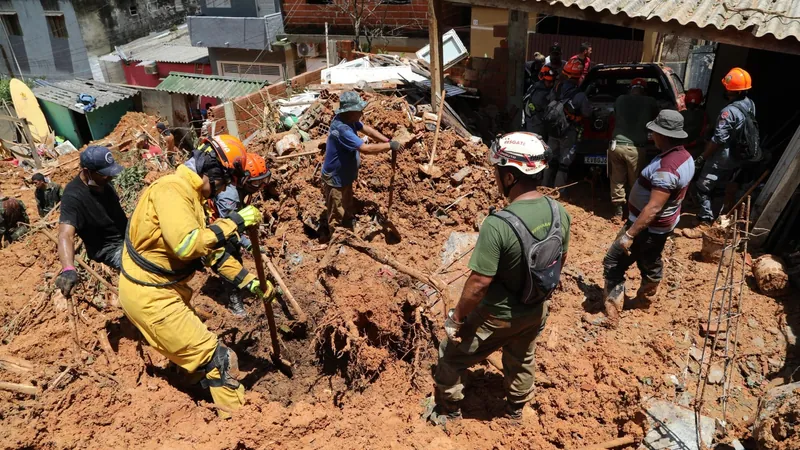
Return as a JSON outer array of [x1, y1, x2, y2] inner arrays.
[[46, 14, 69, 39]]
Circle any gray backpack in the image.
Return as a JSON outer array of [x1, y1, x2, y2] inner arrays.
[[491, 197, 564, 305]]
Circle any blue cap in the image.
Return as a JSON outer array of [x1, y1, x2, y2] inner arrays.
[[80, 146, 124, 177]]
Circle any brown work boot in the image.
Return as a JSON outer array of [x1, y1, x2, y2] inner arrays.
[[682, 220, 711, 239], [634, 281, 659, 308]]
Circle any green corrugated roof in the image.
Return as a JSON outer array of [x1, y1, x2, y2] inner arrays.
[[156, 72, 266, 99]]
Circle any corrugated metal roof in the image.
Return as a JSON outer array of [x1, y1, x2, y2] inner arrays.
[[33, 80, 139, 114], [99, 25, 208, 64], [552, 0, 800, 42], [156, 72, 266, 99]]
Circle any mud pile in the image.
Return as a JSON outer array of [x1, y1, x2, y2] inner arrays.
[[1, 90, 794, 449]]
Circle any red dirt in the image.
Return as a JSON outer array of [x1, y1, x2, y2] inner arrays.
[[0, 93, 794, 449]]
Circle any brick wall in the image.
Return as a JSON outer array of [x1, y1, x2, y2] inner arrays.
[[208, 67, 324, 139]]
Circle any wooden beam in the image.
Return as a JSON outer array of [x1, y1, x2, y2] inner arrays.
[[752, 124, 800, 247], [20, 118, 41, 169], [445, 0, 800, 56], [507, 9, 528, 123], [428, 0, 445, 113]]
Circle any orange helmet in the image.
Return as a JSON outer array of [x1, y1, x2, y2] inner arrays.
[[562, 58, 583, 79], [539, 65, 556, 82], [205, 134, 247, 173], [245, 153, 270, 181], [630, 78, 647, 89], [721, 68, 752, 91], [686, 88, 703, 105]]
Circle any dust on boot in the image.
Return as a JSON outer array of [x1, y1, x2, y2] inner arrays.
[[602, 282, 625, 328], [634, 280, 660, 308], [228, 290, 247, 318]]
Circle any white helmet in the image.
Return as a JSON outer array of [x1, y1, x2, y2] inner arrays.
[[488, 132, 549, 176]]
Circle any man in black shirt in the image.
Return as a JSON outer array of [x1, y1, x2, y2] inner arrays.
[[55, 146, 127, 297]]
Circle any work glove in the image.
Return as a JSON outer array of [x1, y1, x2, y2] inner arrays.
[[389, 140, 401, 152], [235, 205, 262, 228], [55, 268, 79, 297], [246, 279, 275, 302], [694, 156, 706, 173], [613, 230, 635, 256], [444, 309, 463, 343]]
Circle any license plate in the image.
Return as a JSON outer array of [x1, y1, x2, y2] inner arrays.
[[584, 155, 607, 165]]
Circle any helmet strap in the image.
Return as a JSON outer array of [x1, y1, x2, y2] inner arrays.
[[501, 171, 519, 198]]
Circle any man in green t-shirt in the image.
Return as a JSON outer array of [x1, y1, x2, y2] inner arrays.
[[609, 78, 659, 220], [424, 132, 571, 425]]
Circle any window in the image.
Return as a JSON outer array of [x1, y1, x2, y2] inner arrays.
[[40, 0, 60, 11], [0, 14, 22, 36], [46, 15, 68, 38], [129, 5, 138, 15], [219, 62, 283, 82]]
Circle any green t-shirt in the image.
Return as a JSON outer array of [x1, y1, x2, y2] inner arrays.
[[613, 94, 659, 147], [468, 197, 571, 319]]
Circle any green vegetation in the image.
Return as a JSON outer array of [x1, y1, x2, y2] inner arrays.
[[115, 163, 148, 214]]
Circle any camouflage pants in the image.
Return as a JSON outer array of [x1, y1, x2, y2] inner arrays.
[[434, 301, 549, 407]]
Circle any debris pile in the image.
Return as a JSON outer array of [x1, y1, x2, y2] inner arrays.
[[88, 112, 161, 154]]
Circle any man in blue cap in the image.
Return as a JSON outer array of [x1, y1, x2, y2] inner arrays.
[[320, 91, 402, 237], [55, 146, 128, 297]]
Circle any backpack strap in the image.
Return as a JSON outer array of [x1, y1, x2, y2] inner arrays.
[[544, 197, 563, 240]]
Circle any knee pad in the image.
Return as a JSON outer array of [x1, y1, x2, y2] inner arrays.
[[200, 343, 240, 389]]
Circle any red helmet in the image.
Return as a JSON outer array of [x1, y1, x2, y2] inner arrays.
[[562, 58, 583, 79], [721, 67, 752, 91], [686, 88, 703, 105], [631, 78, 647, 89], [538, 65, 556, 82]]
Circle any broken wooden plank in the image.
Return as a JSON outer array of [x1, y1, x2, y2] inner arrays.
[[0, 354, 34, 374], [0, 381, 38, 396]]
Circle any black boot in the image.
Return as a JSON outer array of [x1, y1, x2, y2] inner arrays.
[[228, 291, 247, 318]]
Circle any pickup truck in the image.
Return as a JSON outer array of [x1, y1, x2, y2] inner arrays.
[[577, 63, 686, 166]]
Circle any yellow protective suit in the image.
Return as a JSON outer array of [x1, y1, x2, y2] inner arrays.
[[119, 165, 255, 418]]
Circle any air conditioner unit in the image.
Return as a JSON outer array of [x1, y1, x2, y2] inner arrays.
[[297, 42, 319, 58], [143, 61, 158, 75]]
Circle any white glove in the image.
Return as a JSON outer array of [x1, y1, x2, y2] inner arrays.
[[445, 309, 463, 343]]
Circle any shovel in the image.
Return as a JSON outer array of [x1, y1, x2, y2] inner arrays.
[[419, 90, 446, 179], [247, 227, 294, 377]]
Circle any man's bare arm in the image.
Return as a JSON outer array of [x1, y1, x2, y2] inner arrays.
[[454, 271, 493, 322], [57, 223, 77, 270], [358, 142, 392, 155], [627, 190, 671, 237]]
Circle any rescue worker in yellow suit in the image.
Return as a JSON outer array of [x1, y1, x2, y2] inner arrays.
[[118, 134, 274, 418]]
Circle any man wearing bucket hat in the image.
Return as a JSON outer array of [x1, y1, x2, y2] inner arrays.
[[56, 146, 128, 297], [320, 91, 403, 237], [424, 132, 571, 424], [596, 110, 694, 328]]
